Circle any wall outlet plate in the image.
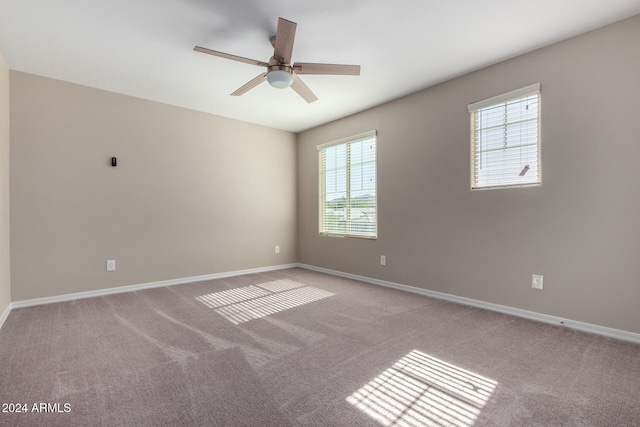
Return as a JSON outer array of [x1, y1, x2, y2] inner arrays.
[[106, 260, 116, 272], [532, 274, 543, 290]]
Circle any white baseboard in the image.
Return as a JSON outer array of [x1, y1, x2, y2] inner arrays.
[[8, 262, 640, 344], [0, 303, 10, 331], [11, 264, 298, 309], [298, 263, 640, 344]]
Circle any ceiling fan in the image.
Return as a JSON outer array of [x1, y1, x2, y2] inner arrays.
[[194, 17, 361, 103]]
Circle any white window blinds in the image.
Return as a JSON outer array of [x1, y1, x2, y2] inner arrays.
[[318, 131, 377, 238], [468, 84, 541, 189]]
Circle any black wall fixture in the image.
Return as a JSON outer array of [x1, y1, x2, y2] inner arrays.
[[111, 157, 117, 167]]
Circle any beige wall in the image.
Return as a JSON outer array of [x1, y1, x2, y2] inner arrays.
[[0, 50, 10, 316], [298, 15, 640, 333], [10, 72, 296, 300]]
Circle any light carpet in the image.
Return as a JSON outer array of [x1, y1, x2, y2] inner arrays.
[[1, 268, 639, 426]]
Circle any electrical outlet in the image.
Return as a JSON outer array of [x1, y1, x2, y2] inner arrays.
[[380, 255, 386, 266], [532, 274, 543, 290], [275, 246, 280, 254], [106, 260, 116, 272]]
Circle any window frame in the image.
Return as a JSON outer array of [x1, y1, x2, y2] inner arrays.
[[468, 83, 541, 190], [317, 130, 377, 239]]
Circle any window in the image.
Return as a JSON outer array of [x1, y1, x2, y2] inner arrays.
[[318, 130, 377, 238], [468, 83, 541, 189]]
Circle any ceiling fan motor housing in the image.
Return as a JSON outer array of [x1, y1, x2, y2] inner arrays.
[[267, 65, 294, 88]]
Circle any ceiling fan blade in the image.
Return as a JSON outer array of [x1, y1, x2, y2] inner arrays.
[[290, 74, 318, 103], [273, 18, 296, 64], [194, 46, 269, 68], [293, 63, 361, 75], [231, 73, 267, 96]]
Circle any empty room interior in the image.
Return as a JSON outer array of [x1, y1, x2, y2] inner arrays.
[[1, 2, 640, 426]]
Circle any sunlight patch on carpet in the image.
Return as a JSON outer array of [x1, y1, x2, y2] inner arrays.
[[196, 280, 334, 324], [255, 279, 306, 293], [195, 286, 270, 308], [346, 350, 497, 427]]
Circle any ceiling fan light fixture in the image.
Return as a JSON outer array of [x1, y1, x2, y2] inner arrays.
[[266, 67, 293, 89]]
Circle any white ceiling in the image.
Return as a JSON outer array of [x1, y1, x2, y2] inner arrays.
[[1, 1, 640, 133]]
